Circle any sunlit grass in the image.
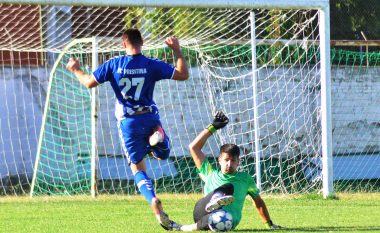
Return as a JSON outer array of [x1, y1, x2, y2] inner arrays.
[[1, 193, 379, 233]]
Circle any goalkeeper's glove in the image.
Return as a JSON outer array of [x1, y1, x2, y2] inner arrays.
[[206, 111, 229, 133], [265, 220, 283, 229]]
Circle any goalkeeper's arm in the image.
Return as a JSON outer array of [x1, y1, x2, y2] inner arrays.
[[252, 195, 283, 229], [188, 111, 229, 170]]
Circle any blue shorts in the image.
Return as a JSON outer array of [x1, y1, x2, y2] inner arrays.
[[117, 112, 170, 164]]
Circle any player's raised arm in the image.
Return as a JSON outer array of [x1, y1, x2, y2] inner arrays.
[[189, 111, 229, 169], [66, 57, 98, 88], [165, 36, 189, 81], [188, 128, 209, 170]]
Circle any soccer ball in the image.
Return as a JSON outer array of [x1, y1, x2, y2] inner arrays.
[[208, 209, 233, 232]]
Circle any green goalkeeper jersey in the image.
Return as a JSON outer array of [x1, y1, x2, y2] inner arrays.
[[197, 159, 260, 229]]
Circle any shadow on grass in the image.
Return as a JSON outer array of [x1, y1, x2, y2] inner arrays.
[[235, 226, 380, 232]]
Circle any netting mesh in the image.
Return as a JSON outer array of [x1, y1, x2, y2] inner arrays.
[[28, 6, 326, 195], [0, 3, 379, 196]]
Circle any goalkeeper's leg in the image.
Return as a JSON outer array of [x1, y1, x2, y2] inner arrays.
[[205, 183, 234, 212], [193, 183, 235, 230], [157, 185, 235, 232]]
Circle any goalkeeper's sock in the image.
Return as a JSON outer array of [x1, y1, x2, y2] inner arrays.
[[134, 171, 156, 204]]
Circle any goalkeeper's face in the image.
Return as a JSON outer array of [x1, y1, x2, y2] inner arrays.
[[218, 152, 239, 174]]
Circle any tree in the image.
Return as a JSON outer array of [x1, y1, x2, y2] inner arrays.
[[330, 0, 380, 40]]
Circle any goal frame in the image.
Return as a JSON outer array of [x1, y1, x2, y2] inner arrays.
[[19, 0, 332, 198], [30, 38, 99, 198]]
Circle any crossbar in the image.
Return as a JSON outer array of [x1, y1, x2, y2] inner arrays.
[[0, 0, 329, 9]]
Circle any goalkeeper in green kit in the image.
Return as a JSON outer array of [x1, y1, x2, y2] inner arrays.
[[163, 111, 283, 231]]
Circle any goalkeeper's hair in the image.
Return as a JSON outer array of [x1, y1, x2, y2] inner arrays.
[[123, 28, 143, 47], [219, 144, 240, 159]]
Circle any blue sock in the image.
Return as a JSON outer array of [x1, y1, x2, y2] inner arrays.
[[134, 171, 156, 204]]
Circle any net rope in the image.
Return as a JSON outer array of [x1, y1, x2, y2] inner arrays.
[[0, 4, 379, 195]]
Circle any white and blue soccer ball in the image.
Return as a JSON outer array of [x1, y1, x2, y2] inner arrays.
[[208, 209, 233, 232]]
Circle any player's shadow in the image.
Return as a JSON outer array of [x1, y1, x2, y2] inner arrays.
[[235, 226, 380, 232]]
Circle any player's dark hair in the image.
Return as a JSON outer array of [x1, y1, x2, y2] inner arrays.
[[123, 28, 143, 47], [219, 144, 240, 159]]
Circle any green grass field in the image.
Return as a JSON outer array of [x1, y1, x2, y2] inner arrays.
[[1, 193, 379, 233]]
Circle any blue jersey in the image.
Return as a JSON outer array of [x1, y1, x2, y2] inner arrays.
[[93, 54, 175, 120]]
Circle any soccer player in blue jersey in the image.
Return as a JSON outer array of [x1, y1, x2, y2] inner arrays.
[[163, 112, 282, 231], [66, 28, 189, 227]]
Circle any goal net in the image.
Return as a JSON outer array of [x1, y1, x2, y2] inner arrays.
[[27, 3, 329, 196], [5, 1, 378, 198]]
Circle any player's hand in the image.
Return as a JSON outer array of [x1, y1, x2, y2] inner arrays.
[[165, 36, 180, 51], [269, 223, 283, 229], [66, 57, 81, 73], [211, 111, 229, 130], [265, 220, 283, 229]]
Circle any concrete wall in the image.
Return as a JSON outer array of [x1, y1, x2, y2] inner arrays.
[[0, 66, 379, 181], [0, 68, 49, 183]]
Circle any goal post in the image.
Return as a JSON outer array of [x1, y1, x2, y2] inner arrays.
[[1, 0, 336, 198], [319, 5, 334, 198], [90, 38, 98, 198], [30, 38, 99, 196], [250, 12, 262, 191]]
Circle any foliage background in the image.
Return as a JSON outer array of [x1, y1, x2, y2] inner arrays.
[[330, 0, 380, 40]]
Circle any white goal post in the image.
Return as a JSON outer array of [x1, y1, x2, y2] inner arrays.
[[0, 0, 335, 198]]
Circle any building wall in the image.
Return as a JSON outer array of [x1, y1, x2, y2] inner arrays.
[[0, 5, 43, 65]]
